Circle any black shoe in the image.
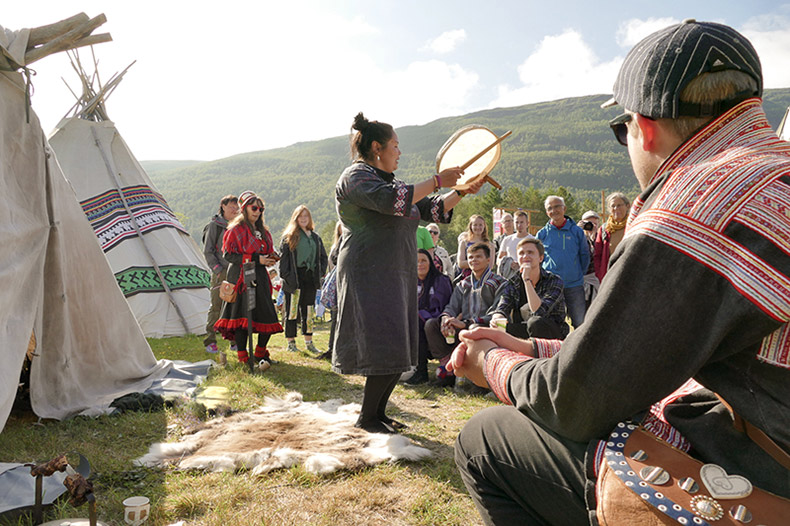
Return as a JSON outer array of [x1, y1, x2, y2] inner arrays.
[[354, 418, 396, 434], [431, 374, 456, 388], [316, 350, 332, 361], [381, 416, 408, 430], [404, 370, 429, 385]]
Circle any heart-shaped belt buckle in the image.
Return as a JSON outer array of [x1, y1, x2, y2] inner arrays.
[[699, 464, 753, 499]]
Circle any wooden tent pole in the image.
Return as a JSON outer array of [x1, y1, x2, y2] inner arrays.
[[90, 127, 191, 334], [601, 190, 606, 220], [25, 14, 111, 64]]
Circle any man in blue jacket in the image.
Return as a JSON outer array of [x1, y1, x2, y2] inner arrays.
[[536, 196, 589, 328]]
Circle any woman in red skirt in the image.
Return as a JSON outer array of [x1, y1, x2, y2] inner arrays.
[[214, 190, 283, 371]]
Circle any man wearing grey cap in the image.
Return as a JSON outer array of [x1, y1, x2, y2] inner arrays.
[[449, 20, 790, 525]]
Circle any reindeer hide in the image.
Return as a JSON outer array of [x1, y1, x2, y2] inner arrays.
[[135, 392, 431, 475]]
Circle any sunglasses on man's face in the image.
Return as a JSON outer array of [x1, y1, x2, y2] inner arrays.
[[428, 230, 439, 235], [609, 113, 633, 146], [249, 205, 264, 212]]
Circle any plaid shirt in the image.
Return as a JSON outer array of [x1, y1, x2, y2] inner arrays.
[[493, 267, 567, 328]]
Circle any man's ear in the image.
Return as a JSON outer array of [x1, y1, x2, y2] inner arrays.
[[633, 114, 660, 152], [634, 114, 685, 157]]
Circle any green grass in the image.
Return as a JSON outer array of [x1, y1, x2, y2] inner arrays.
[[1, 321, 495, 525]]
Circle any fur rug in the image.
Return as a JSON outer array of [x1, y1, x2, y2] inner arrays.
[[135, 392, 432, 475]]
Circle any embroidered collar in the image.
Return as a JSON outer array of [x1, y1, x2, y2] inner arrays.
[[355, 160, 395, 183], [649, 98, 775, 187], [630, 98, 787, 221]]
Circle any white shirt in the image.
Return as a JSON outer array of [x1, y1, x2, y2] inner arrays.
[[499, 232, 536, 261]]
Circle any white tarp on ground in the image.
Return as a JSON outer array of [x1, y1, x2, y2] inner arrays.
[[49, 117, 210, 338], [0, 27, 178, 432]]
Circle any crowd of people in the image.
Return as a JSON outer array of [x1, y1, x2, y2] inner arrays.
[[199, 151, 638, 386], [194, 19, 789, 525], [200, 182, 622, 388]]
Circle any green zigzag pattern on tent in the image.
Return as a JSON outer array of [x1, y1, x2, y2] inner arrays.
[[115, 265, 210, 297]]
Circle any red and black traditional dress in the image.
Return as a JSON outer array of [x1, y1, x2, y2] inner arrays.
[[214, 221, 282, 360]]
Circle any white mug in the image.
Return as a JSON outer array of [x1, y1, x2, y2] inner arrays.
[[123, 496, 150, 525]]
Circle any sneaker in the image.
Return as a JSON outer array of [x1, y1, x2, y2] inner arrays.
[[218, 351, 227, 367], [316, 351, 332, 361], [286, 341, 299, 352], [399, 365, 416, 382], [404, 370, 429, 385], [432, 367, 456, 388], [205, 343, 219, 354], [305, 342, 321, 355], [229, 342, 238, 352]]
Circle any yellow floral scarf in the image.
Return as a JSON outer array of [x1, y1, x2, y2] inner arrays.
[[605, 215, 627, 235]]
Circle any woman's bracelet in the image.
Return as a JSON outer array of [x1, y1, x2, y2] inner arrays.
[[454, 189, 464, 197], [433, 174, 441, 191]]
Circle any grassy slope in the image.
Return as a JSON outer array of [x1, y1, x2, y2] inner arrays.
[[0, 324, 492, 526], [144, 90, 790, 242]]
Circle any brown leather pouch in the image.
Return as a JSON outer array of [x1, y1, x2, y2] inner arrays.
[[597, 423, 790, 525], [219, 280, 237, 303]]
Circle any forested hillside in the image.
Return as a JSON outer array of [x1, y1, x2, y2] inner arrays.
[[144, 89, 790, 248]]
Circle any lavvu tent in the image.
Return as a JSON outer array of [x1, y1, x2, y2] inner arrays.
[[0, 14, 181, 433], [48, 54, 210, 338]]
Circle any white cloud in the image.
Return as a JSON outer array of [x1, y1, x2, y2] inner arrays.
[[739, 15, 790, 89], [491, 29, 622, 108], [425, 29, 467, 54], [383, 60, 480, 124], [615, 17, 679, 48]]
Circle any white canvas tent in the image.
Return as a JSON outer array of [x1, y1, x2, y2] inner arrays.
[[0, 16, 181, 433], [49, 55, 210, 338]]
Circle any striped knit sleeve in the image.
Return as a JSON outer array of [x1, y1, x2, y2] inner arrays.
[[484, 349, 533, 405], [532, 338, 562, 358]]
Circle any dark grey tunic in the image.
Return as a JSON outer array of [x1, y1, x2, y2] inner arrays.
[[333, 161, 451, 375]]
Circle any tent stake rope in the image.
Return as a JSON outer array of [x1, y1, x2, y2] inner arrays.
[[90, 126, 190, 334]]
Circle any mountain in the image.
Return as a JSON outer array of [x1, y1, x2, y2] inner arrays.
[[144, 90, 790, 244]]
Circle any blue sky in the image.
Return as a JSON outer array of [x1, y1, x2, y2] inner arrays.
[[4, 1, 790, 160]]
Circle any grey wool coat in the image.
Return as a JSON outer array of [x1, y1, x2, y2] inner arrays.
[[333, 161, 452, 375]]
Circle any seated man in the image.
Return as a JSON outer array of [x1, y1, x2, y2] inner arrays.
[[490, 238, 568, 340], [425, 242, 505, 387], [449, 20, 790, 525]]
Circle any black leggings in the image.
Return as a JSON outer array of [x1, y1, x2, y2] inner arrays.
[[284, 268, 317, 338], [358, 373, 401, 424], [234, 329, 271, 352]]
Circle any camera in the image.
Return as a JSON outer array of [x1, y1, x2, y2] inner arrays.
[[581, 220, 595, 231]]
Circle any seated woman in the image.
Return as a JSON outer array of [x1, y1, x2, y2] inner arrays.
[[405, 249, 453, 384]]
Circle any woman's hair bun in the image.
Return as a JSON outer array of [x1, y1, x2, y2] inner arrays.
[[352, 112, 369, 132]]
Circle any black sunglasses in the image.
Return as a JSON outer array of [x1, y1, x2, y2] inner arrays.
[[428, 230, 439, 235], [609, 113, 632, 146], [249, 205, 264, 212]]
